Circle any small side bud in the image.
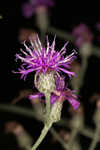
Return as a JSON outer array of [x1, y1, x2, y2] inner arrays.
[[48, 101, 63, 123]]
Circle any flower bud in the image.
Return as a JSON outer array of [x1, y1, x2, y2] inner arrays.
[[48, 101, 63, 123]]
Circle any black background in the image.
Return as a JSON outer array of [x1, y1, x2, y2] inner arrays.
[[0, 1, 100, 150]]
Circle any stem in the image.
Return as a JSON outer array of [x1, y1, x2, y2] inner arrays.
[[45, 93, 51, 119], [75, 56, 88, 95], [88, 126, 100, 150], [31, 123, 52, 150], [48, 26, 75, 42], [68, 128, 78, 148], [81, 128, 94, 139]]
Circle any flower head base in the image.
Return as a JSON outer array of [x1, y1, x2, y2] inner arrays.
[[14, 35, 76, 81], [37, 71, 56, 94]]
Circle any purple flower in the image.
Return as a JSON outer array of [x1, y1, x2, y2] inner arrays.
[[63, 89, 80, 110], [29, 76, 80, 110], [53, 76, 80, 109], [14, 35, 76, 80], [30, 0, 54, 7], [72, 24, 93, 48], [22, 0, 54, 18], [22, 2, 35, 18]]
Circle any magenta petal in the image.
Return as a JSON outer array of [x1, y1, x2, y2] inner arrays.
[[29, 93, 43, 100], [14, 35, 77, 80], [58, 67, 75, 78], [55, 76, 65, 90], [50, 94, 58, 105], [68, 99, 80, 110]]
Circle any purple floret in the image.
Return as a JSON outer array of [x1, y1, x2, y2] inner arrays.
[[22, 0, 54, 18], [29, 76, 80, 110], [31, 0, 54, 7], [14, 35, 76, 80]]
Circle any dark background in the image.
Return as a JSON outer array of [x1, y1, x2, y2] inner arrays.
[[0, 1, 100, 150], [0, 1, 100, 100]]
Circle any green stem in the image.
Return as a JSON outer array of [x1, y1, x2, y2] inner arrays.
[[45, 93, 51, 119], [68, 128, 78, 148], [31, 123, 52, 150], [88, 126, 100, 150]]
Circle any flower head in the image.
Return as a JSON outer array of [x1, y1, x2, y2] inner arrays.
[[22, 0, 54, 18], [22, 2, 35, 18], [30, 0, 54, 7], [14, 35, 76, 80], [72, 24, 93, 48], [52, 76, 80, 109]]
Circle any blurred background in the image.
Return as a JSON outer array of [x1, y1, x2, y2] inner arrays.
[[0, 1, 100, 150]]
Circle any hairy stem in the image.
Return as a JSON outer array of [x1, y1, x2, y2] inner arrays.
[[45, 93, 51, 119], [88, 126, 100, 150], [68, 128, 78, 148], [31, 123, 52, 150]]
